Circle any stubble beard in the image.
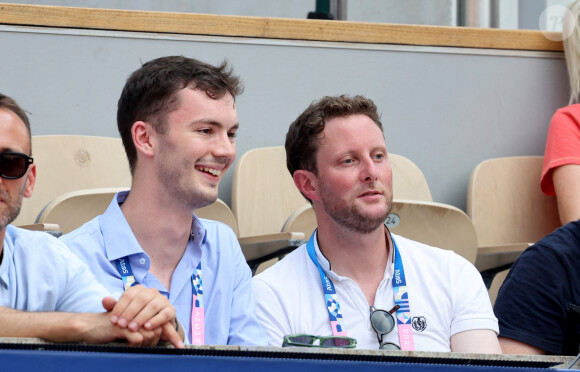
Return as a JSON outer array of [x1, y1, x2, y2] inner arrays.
[[0, 186, 24, 232], [157, 158, 219, 212], [319, 182, 392, 235]]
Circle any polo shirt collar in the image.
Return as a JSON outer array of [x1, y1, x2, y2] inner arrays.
[[191, 213, 208, 246], [101, 191, 209, 261], [102, 191, 144, 261], [312, 225, 394, 281]]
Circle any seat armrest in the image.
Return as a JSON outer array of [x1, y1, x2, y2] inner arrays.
[[475, 243, 531, 288], [239, 232, 306, 274], [17, 223, 62, 238], [475, 243, 531, 272]]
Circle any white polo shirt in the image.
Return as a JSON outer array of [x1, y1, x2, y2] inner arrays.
[[252, 232, 498, 350]]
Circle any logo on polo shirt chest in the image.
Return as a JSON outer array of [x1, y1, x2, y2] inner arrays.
[[412, 316, 427, 332]]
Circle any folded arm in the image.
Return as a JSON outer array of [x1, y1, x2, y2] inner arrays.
[[498, 336, 546, 355], [0, 307, 159, 346], [0, 286, 185, 348]]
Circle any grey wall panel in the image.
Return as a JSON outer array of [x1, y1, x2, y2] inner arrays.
[[0, 26, 568, 210]]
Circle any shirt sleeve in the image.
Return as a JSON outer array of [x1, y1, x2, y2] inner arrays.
[[494, 245, 569, 354], [225, 240, 269, 346], [52, 239, 111, 313], [252, 275, 292, 347], [449, 256, 499, 336], [541, 106, 580, 195]]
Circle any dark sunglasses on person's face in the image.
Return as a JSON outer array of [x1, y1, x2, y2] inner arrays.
[[282, 334, 357, 348], [0, 152, 34, 180], [370, 305, 401, 350]]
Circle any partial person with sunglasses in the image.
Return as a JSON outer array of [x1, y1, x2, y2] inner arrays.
[[61, 56, 267, 346], [252, 95, 502, 352], [0, 93, 184, 347]]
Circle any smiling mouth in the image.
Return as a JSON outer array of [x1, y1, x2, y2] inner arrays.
[[196, 166, 222, 177]]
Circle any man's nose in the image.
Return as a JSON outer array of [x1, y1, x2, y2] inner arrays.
[[361, 157, 378, 182], [213, 132, 236, 160]]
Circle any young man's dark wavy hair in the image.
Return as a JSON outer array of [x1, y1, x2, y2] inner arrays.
[[117, 56, 243, 174]]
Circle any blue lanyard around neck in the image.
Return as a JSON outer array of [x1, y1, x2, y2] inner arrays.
[[306, 228, 415, 349], [306, 232, 347, 336], [116, 257, 136, 290]]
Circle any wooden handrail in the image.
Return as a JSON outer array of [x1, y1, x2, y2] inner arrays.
[[0, 2, 564, 52]]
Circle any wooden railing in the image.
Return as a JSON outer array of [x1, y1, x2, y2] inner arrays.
[[0, 2, 564, 52]]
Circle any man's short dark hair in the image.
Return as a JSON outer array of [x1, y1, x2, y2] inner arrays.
[[285, 94, 383, 178], [117, 55, 243, 174], [0, 93, 32, 153]]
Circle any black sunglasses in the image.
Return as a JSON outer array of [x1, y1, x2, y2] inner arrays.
[[370, 305, 401, 350], [0, 152, 34, 179], [282, 334, 357, 348]]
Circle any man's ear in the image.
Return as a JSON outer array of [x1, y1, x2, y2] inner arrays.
[[22, 162, 36, 198], [293, 170, 320, 202], [132, 121, 155, 158]]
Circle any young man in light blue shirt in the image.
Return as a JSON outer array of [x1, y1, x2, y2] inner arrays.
[[0, 93, 183, 347], [62, 56, 267, 346]]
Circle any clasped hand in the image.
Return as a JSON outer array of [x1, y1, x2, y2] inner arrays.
[[102, 285, 184, 348]]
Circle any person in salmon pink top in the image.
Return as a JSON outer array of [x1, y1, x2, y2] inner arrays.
[[541, 0, 580, 225]]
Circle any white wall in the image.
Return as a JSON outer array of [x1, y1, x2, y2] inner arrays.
[[0, 25, 567, 210]]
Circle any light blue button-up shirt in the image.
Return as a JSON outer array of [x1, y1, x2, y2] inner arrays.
[[0, 225, 108, 312], [61, 191, 267, 346]]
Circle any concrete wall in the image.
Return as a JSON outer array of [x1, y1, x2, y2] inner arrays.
[[0, 25, 568, 211]]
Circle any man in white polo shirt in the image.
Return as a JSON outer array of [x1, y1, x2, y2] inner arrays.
[[252, 94, 501, 352]]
